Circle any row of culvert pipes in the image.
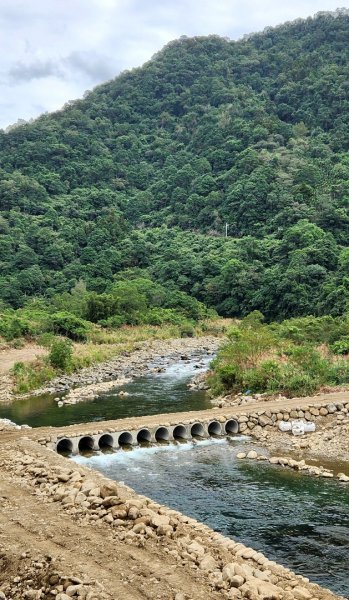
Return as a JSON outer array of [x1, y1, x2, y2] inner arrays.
[[56, 419, 239, 454]]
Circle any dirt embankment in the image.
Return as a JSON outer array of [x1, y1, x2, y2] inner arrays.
[[0, 345, 47, 404]]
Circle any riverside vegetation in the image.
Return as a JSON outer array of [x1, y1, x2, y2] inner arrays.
[[0, 276, 221, 394], [209, 311, 349, 398]]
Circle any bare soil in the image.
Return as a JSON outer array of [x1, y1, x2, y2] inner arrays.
[[0, 345, 47, 374]]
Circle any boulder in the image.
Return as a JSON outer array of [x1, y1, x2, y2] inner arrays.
[[258, 416, 272, 427], [292, 586, 312, 600], [100, 482, 119, 498], [240, 578, 282, 600], [150, 514, 170, 529], [199, 554, 218, 572]]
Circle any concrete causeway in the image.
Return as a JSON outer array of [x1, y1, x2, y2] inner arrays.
[[29, 389, 349, 455]]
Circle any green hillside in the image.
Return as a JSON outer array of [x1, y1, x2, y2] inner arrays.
[[1, 9, 349, 319]]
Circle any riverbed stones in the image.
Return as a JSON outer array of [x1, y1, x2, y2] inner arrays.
[[236, 452, 246, 459]]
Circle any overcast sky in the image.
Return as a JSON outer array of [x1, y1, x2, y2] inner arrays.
[[0, 0, 347, 129]]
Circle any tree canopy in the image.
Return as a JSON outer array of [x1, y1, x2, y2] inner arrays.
[[1, 10, 349, 319]]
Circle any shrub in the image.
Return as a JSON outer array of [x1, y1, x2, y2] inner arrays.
[[12, 360, 56, 394], [179, 323, 195, 338], [48, 339, 73, 370], [0, 313, 31, 340], [98, 314, 125, 329], [50, 312, 89, 341], [330, 336, 349, 355]]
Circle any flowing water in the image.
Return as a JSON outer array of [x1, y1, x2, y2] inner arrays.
[[75, 439, 349, 597], [2, 352, 349, 596], [0, 354, 212, 427]]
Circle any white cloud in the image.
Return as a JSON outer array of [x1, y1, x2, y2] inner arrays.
[[0, 0, 348, 128]]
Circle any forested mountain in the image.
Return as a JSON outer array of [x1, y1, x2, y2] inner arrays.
[[1, 9, 349, 319]]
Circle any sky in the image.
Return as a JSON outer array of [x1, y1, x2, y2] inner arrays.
[[0, 0, 348, 129]]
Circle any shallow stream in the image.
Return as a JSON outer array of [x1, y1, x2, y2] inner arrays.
[[0, 354, 212, 427], [76, 438, 349, 597]]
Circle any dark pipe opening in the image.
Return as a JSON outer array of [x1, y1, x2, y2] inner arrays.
[[208, 421, 222, 436], [173, 425, 188, 440], [57, 438, 73, 454], [191, 423, 206, 438], [98, 434, 114, 449], [137, 428, 152, 443], [225, 419, 239, 434], [155, 427, 170, 442], [118, 431, 133, 446], [78, 436, 95, 451]]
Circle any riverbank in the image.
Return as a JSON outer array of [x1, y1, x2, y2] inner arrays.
[[51, 336, 218, 404], [0, 335, 220, 405], [0, 432, 344, 600]]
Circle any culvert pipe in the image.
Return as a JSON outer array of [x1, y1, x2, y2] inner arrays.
[[155, 427, 170, 442], [78, 436, 95, 452], [225, 419, 239, 434], [208, 420, 222, 436], [137, 428, 152, 443], [98, 434, 114, 449], [173, 424, 188, 440], [57, 438, 73, 454], [191, 423, 206, 438], [118, 431, 133, 446]]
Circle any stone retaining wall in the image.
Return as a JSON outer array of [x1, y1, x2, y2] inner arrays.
[[236, 401, 349, 434]]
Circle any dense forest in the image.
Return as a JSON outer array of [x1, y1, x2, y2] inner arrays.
[[1, 9, 349, 324]]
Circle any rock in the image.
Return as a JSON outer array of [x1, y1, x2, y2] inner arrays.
[[99, 482, 119, 498], [231, 575, 245, 588], [150, 514, 170, 529], [157, 523, 174, 536], [258, 416, 272, 427], [222, 563, 237, 582], [187, 541, 205, 557], [236, 452, 246, 459], [240, 578, 282, 600], [292, 586, 312, 600], [199, 554, 217, 571], [327, 403, 337, 414], [246, 451, 258, 459], [65, 584, 83, 596], [102, 496, 122, 508], [337, 473, 349, 482], [133, 523, 146, 534]]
